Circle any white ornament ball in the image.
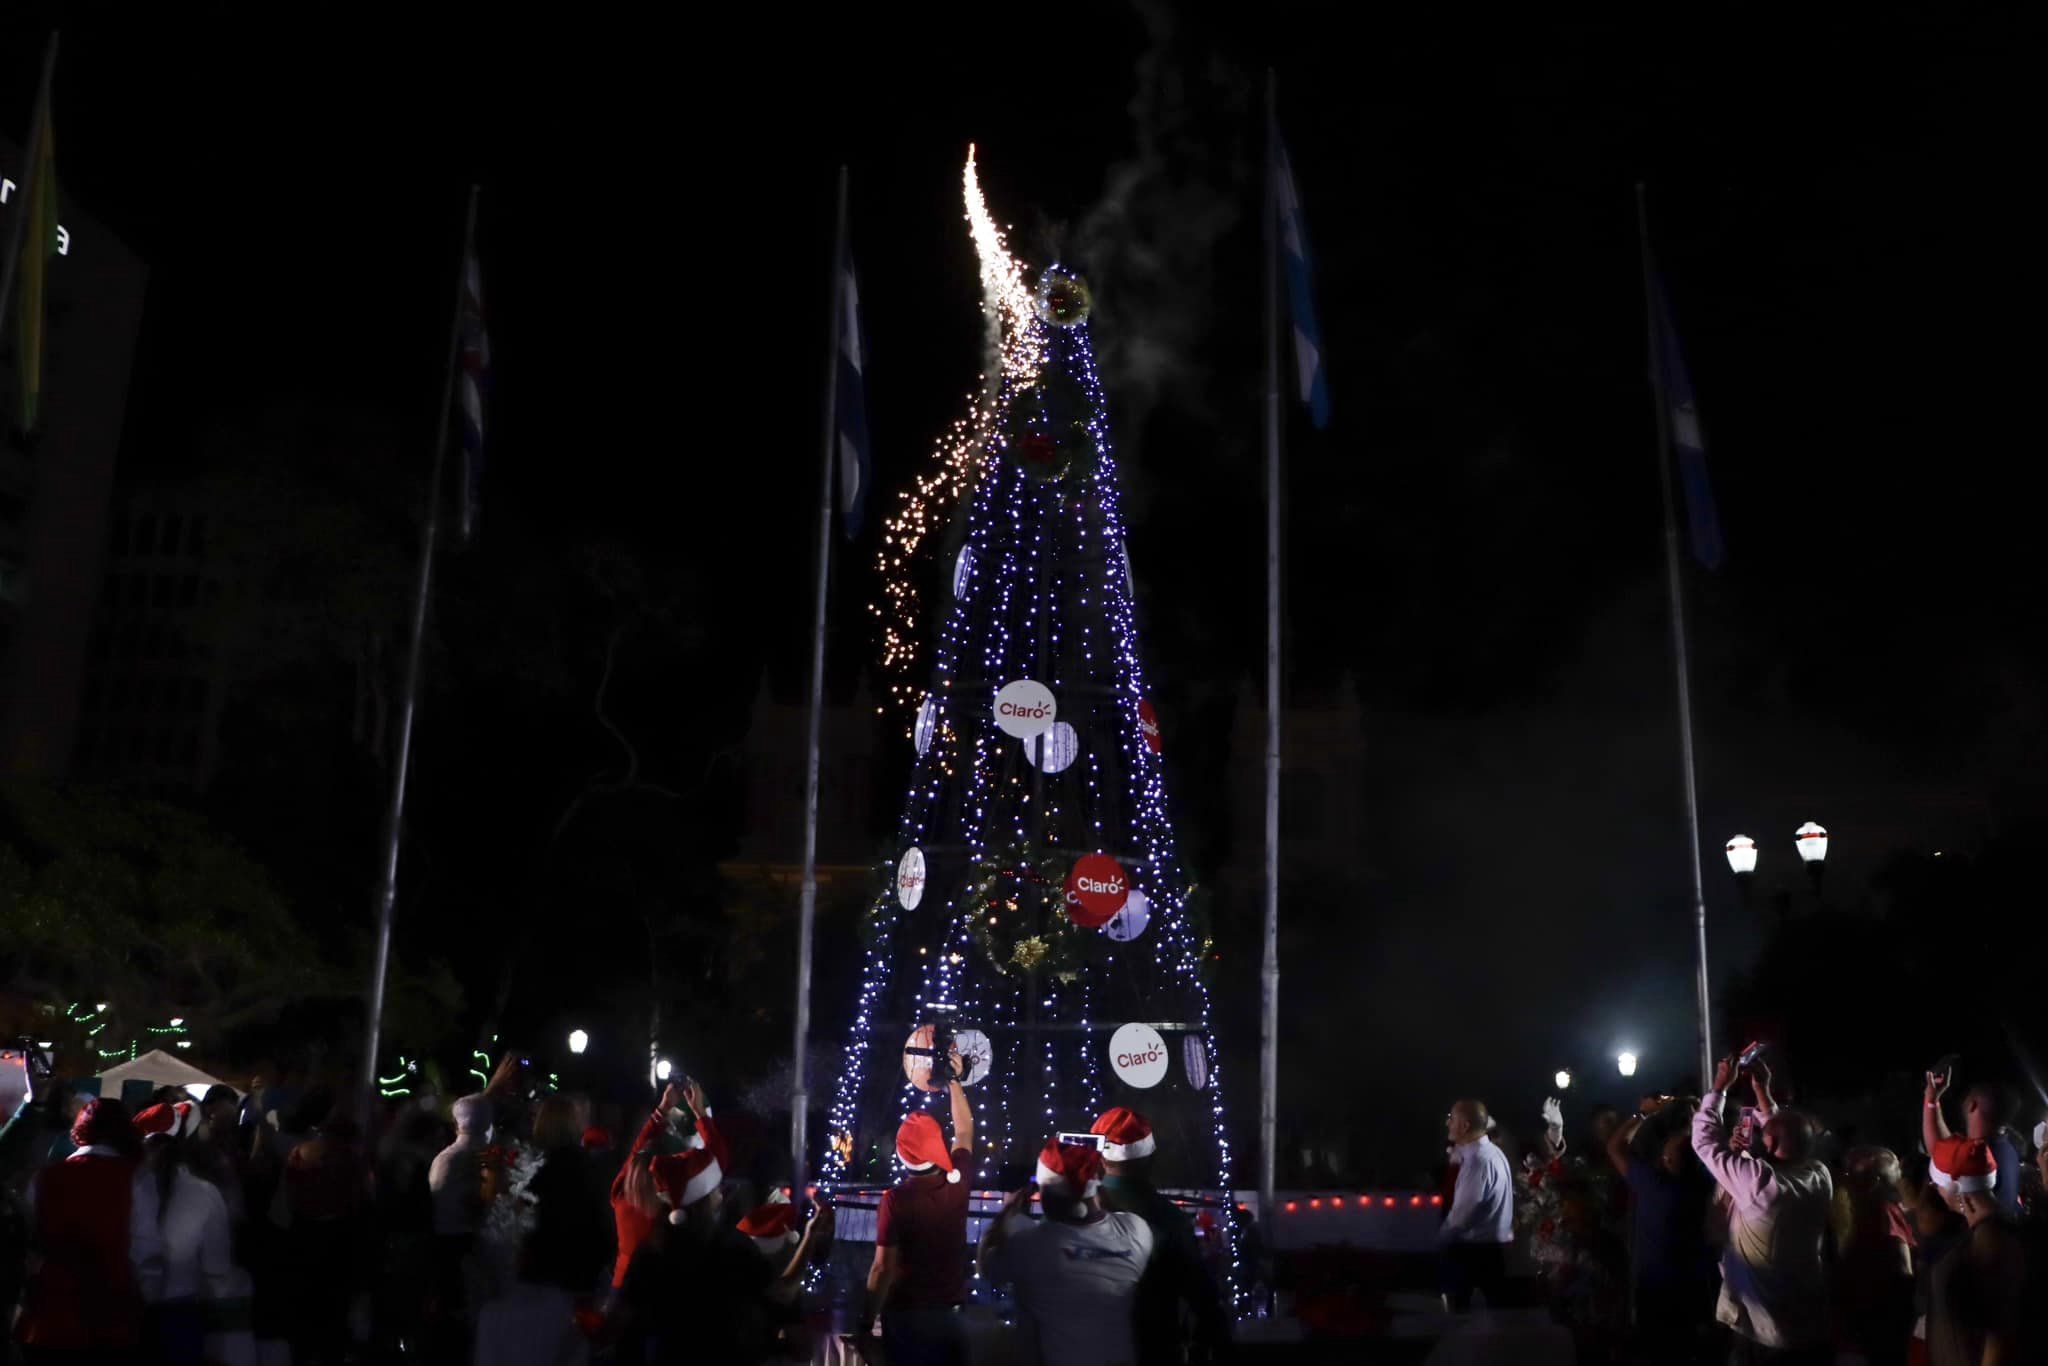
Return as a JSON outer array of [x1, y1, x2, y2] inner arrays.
[[1023, 720, 1078, 774], [1103, 888, 1150, 941]]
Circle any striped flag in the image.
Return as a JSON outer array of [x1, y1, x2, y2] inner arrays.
[[12, 83, 59, 435], [835, 238, 870, 539], [1649, 266, 1723, 569], [1274, 134, 1331, 429], [457, 245, 489, 542]]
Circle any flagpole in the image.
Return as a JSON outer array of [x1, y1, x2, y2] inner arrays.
[[1258, 71, 1283, 1237], [1635, 184, 1713, 1087], [359, 183, 479, 1123], [0, 32, 59, 335], [791, 166, 848, 1195]]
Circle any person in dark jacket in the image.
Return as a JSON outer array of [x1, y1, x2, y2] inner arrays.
[[524, 1094, 612, 1294], [1091, 1107, 1231, 1366]]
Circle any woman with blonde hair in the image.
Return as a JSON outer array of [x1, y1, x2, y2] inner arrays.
[[1835, 1145, 1913, 1366]]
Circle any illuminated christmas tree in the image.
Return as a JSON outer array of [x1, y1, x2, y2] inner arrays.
[[823, 150, 1242, 1299]]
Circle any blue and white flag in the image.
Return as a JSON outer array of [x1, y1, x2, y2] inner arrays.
[[1649, 267, 1723, 570], [835, 239, 871, 539], [1274, 135, 1331, 429]]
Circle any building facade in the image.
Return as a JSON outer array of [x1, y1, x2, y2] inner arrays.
[[0, 138, 149, 777]]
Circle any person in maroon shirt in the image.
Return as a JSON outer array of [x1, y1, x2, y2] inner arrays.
[[858, 1050, 975, 1366]]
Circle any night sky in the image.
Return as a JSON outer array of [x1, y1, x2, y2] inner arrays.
[[6, 6, 2037, 1173]]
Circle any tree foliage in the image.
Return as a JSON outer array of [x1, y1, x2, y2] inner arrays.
[[0, 781, 346, 1041]]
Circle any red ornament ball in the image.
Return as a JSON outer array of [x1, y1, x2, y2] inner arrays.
[[1063, 853, 1130, 928]]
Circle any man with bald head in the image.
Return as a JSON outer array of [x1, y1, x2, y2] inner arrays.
[[1438, 1098, 1514, 1311]]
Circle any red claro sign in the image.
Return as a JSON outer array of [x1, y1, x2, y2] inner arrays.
[[1138, 700, 1162, 754], [1064, 853, 1129, 928]]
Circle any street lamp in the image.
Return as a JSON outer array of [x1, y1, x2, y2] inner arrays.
[[1794, 822, 1827, 866], [1554, 1069, 1573, 1090], [1724, 834, 1757, 876], [568, 1029, 589, 1056], [1617, 1051, 1639, 1078]]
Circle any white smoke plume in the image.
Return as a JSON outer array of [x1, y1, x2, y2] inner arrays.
[[1071, 2, 1254, 448]]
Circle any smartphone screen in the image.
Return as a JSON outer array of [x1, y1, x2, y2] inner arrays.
[[1055, 1131, 1104, 1150]]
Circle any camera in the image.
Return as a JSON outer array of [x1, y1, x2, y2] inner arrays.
[[12, 1037, 53, 1085]]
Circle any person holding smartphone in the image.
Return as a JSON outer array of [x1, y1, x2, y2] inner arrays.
[[1692, 1051, 1832, 1363], [977, 1139, 1154, 1366]]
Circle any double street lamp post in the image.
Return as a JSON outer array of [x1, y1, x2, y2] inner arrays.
[[1726, 822, 1829, 921]]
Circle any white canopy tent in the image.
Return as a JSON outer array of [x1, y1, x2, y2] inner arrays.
[[95, 1049, 234, 1100]]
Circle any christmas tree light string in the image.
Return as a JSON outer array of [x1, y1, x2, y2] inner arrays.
[[821, 154, 1245, 1309]]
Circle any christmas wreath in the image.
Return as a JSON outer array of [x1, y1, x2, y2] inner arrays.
[[960, 844, 1097, 978]]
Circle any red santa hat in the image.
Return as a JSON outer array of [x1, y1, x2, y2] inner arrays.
[[134, 1100, 198, 1140], [736, 1192, 801, 1257], [660, 1147, 723, 1224], [1090, 1107, 1156, 1162], [1930, 1136, 1998, 1195], [896, 1112, 959, 1183], [1035, 1139, 1104, 1201], [71, 1098, 138, 1152]]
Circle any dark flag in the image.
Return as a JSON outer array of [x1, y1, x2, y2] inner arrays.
[[1649, 268, 1723, 569], [457, 245, 489, 541]]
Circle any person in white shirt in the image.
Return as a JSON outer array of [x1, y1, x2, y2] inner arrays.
[[140, 1129, 238, 1360], [978, 1139, 1156, 1366], [1438, 1098, 1514, 1311], [429, 1093, 493, 1239]]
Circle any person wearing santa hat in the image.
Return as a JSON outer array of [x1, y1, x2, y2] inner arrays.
[[1091, 1107, 1230, 1366], [1921, 1091, 2028, 1366], [978, 1138, 1155, 1366], [1922, 1069, 2025, 1222], [608, 1100, 804, 1363], [606, 1078, 727, 1290], [857, 1045, 977, 1366], [736, 1192, 837, 1305], [15, 1095, 166, 1354]]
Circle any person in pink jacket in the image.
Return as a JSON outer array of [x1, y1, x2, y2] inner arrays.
[[1691, 1053, 1833, 1364]]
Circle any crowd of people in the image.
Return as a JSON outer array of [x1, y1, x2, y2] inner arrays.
[[1438, 1049, 2048, 1364], [10, 1035, 2044, 1365], [853, 1049, 1230, 1366], [0, 1047, 1233, 1365], [0, 1053, 847, 1364]]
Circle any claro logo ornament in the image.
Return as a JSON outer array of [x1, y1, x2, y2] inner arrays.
[[1109, 1022, 1169, 1089], [992, 679, 1057, 739], [1064, 853, 1129, 929], [896, 847, 927, 911]]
